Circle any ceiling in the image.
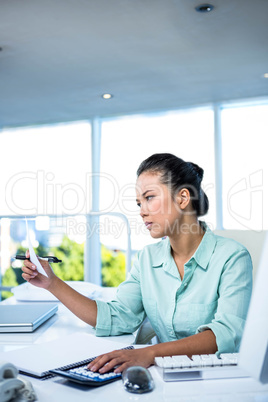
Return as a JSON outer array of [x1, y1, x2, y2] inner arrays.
[[1, 0, 268, 128]]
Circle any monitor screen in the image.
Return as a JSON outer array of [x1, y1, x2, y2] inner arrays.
[[239, 232, 268, 384]]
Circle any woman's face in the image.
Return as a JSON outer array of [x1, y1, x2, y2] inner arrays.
[[136, 172, 183, 239]]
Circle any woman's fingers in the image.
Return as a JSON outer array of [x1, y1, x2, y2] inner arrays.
[[87, 348, 154, 374], [88, 350, 133, 373], [22, 273, 35, 281], [21, 264, 38, 281], [23, 258, 36, 270], [88, 353, 112, 371], [20, 250, 54, 289], [23, 255, 51, 277], [88, 352, 119, 372], [21, 266, 37, 276], [98, 357, 122, 373], [22, 257, 41, 281], [22, 264, 37, 277], [113, 362, 130, 374]]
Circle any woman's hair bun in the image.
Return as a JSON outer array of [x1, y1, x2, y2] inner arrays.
[[189, 162, 204, 181]]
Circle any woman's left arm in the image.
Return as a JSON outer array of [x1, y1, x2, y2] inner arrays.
[[88, 329, 216, 373], [196, 248, 253, 354]]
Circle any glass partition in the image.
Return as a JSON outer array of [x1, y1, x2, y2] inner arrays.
[[101, 107, 216, 250], [221, 102, 268, 230], [0, 121, 92, 217], [0, 215, 127, 300]]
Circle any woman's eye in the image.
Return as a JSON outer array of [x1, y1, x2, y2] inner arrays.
[[136, 196, 154, 207]]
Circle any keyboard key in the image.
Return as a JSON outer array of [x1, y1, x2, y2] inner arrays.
[[200, 354, 215, 367], [172, 355, 192, 368], [191, 355, 202, 367], [208, 354, 223, 366], [155, 357, 164, 368], [220, 353, 239, 365], [163, 356, 175, 368], [155, 353, 239, 370], [68, 365, 121, 382]]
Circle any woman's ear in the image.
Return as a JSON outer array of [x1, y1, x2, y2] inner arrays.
[[176, 188, 191, 210]]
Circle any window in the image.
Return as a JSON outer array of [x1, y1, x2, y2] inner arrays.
[[3, 99, 267, 296], [0, 122, 92, 297], [100, 107, 216, 250], [0, 121, 92, 217], [221, 102, 268, 230]]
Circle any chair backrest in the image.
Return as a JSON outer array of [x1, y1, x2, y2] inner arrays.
[[214, 230, 267, 279], [134, 317, 159, 345]]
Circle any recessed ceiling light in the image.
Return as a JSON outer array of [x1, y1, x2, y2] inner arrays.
[[102, 93, 113, 100], [195, 4, 214, 12], [264, 73, 268, 79]]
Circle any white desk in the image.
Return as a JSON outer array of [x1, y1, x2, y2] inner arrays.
[[1, 289, 268, 402]]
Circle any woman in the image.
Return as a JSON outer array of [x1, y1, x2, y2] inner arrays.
[[22, 153, 252, 374]]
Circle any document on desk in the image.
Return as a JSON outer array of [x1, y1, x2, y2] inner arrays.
[[0, 332, 133, 379], [26, 218, 48, 277]]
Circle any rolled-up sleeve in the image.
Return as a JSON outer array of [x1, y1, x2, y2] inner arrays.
[[197, 249, 253, 354], [95, 255, 146, 337]]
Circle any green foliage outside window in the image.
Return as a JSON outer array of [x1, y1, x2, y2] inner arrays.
[[50, 236, 84, 281], [1, 236, 126, 300], [1, 267, 17, 300], [101, 245, 126, 287], [1, 242, 48, 299]]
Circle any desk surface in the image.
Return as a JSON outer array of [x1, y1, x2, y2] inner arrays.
[[1, 287, 268, 402]]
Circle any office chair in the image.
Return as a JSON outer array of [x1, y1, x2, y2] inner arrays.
[[134, 317, 159, 345]]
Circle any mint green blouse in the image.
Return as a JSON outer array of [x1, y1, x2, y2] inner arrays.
[[95, 223, 253, 354]]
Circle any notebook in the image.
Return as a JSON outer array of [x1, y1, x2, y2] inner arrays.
[[0, 332, 134, 379], [0, 303, 58, 333]]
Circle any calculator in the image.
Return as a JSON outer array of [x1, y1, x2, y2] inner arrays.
[[49, 345, 134, 386], [50, 365, 122, 386]]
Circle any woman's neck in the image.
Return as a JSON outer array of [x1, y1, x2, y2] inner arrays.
[[169, 219, 205, 261]]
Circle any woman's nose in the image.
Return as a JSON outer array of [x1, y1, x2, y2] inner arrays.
[[140, 204, 148, 218]]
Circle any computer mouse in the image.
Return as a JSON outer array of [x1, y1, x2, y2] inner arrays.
[[122, 366, 154, 394]]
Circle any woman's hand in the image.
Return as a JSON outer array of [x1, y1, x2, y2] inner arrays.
[[21, 250, 56, 290], [87, 347, 155, 374]]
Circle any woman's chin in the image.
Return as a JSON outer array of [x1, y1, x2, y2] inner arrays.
[[149, 230, 163, 239]]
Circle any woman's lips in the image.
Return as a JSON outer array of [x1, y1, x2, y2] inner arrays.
[[145, 222, 153, 230]]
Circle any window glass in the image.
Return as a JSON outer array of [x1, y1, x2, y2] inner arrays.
[[1, 214, 126, 300], [0, 122, 92, 217], [0, 122, 93, 296], [221, 103, 268, 230], [100, 108, 215, 250]]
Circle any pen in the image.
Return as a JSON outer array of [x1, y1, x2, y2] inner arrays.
[[15, 255, 62, 263]]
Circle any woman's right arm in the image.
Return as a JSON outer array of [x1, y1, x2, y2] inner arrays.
[[21, 251, 97, 326]]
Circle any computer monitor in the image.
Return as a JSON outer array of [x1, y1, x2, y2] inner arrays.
[[239, 232, 268, 384]]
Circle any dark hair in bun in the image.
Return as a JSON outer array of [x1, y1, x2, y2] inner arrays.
[[137, 153, 209, 217]]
